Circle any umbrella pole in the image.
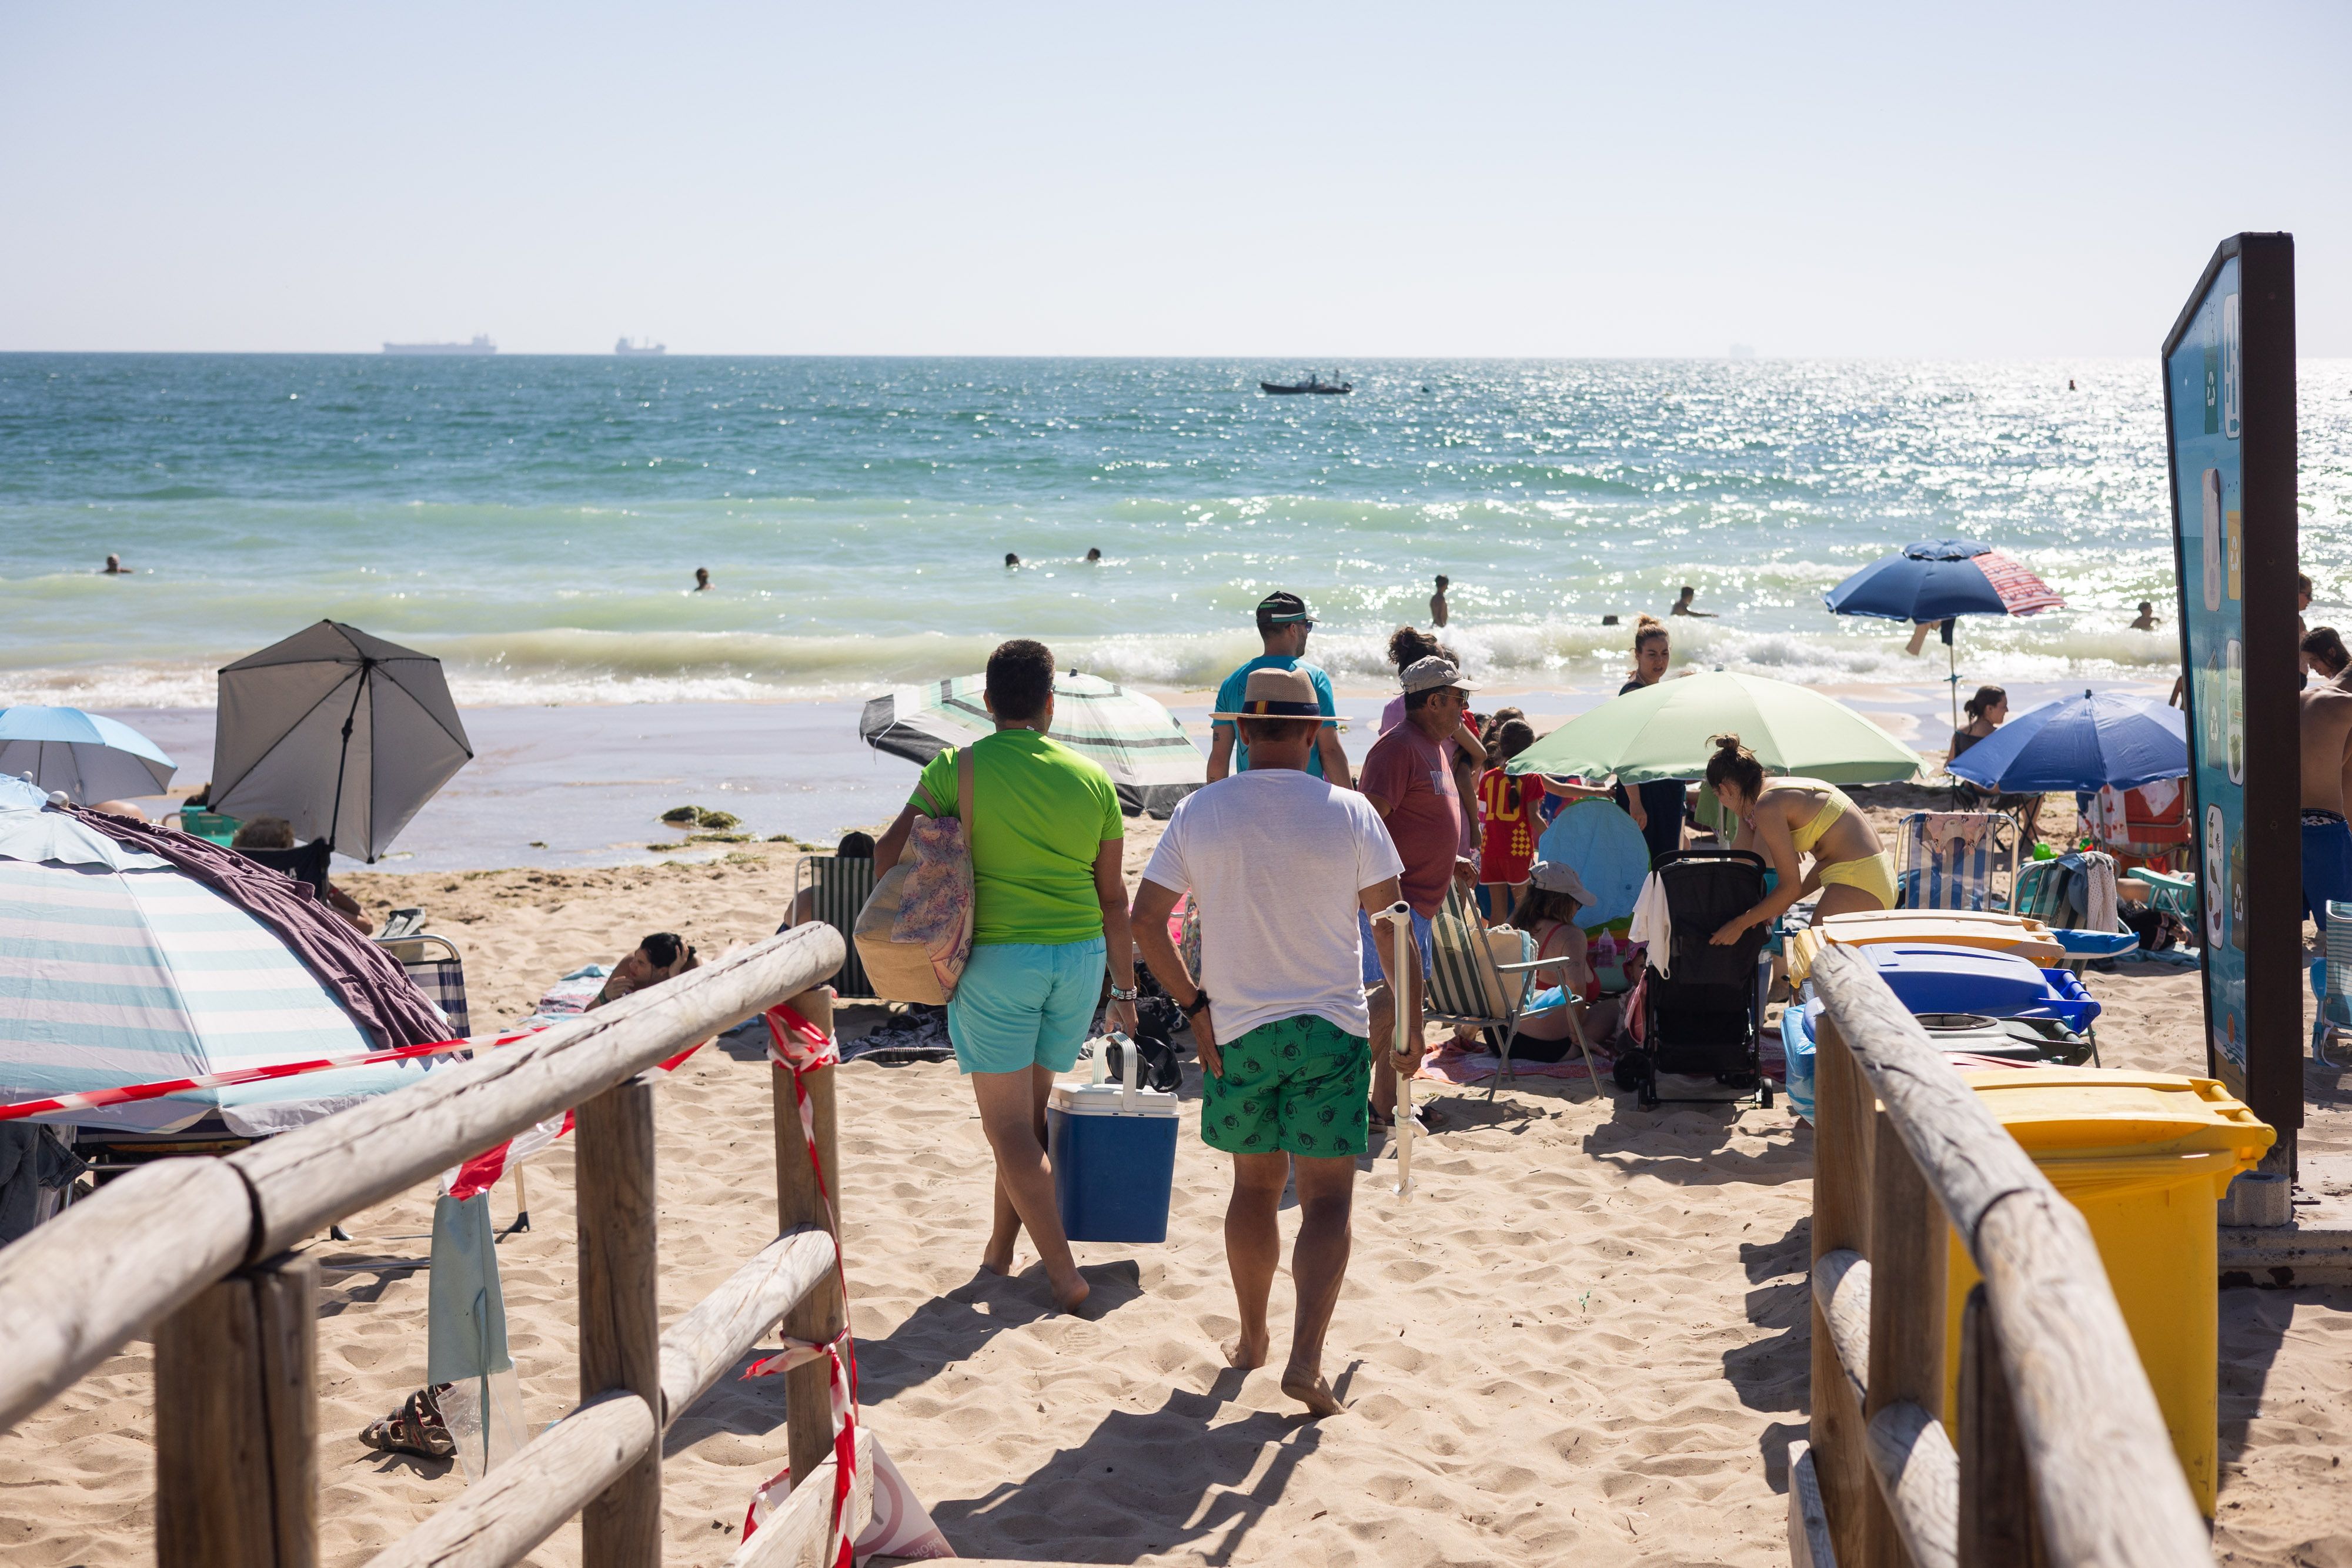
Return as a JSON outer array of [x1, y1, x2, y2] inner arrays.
[[323, 660, 375, 857], [1947, 627, 1960, 735]]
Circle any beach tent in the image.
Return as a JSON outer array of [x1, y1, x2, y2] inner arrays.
[[211, 621, 473, 861], [1508, 671, 1922, 787], [0, 776, 441, 1134], [1946, 690, 2189, 794], [859, 671, 1205, 817], [1534, 801, 1651, 930], [0, 706, 175, 804], [1823, 539, 2064, 728]]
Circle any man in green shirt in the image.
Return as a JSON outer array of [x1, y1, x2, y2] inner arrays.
[[874, 640, 1138, 1315]]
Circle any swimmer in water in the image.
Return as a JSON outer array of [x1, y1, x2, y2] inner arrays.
[[1005, 553, 1021, 569], [102, 554, 130, 574], [1085, 548, 1102, 563], [2129, 600, 2158, 631], [693, 567, 711, 591]]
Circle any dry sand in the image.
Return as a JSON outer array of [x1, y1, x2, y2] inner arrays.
[[6, 818, 2352, 1566]]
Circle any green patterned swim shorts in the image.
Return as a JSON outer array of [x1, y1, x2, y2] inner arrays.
[[1201, 1014, 1371, 1159]]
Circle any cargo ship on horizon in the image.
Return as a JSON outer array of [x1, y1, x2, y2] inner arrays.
[[616, 337, 667, 356], [383, 335, 496, 356]]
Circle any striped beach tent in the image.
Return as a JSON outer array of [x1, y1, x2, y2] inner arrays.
[[0, 780, 441, 1135], [858, 671, 1205, 817]]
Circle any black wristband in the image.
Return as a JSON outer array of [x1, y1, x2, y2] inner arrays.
[[1181, 990, 1211, 1018]]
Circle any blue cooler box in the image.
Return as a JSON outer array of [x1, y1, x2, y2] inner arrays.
[[1047, 1035, 1181, 1244]]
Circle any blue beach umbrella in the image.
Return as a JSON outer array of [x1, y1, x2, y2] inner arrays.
[[0, 706, 176, 804], [1825, 539, 2064, 728], [1945, 690, 2187, 794], [1534, 800, 1652, 930]]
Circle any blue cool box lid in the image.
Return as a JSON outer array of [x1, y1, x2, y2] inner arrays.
[[1856, 943, 2100, 1028]]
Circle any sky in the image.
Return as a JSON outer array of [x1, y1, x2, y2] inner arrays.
[[2, 1, 2347, 357]]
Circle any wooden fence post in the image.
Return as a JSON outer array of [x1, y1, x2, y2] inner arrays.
[[1810, 1013, 1873, 1568], [1864, 1105, 1949, 1568], [578, 1074, 662, 1568], [155, 1252, 318, 1568], [1958, 1284, 2040, 1568], [775, 987, 845, 1496]]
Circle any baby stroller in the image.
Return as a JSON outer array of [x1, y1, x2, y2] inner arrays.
[[1615, 848, 1773, 1110]]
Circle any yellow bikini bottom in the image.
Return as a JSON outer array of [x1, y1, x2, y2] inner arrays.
[[1816, 850, 1898, 909]]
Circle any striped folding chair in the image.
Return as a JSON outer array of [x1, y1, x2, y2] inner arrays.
[[1421, 882, 1595, 1094], [375, 932, 470, 1038], [794, 855, 877, 998], [1893, 811, 2018, 912], [2314, 901, 2352, 1068]]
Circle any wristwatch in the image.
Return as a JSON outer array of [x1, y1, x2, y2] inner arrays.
[[1181, 990, 1212, 1018]]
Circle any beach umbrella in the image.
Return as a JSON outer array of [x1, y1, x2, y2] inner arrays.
[[1823, 539, 2064, 728], [1533, 800, 1652, 930], [211, 621, 473, 861], [0, 706, 175, 804], [859, 671, 1205, 817], [0, 783, 440, 1134], [1945, 690, 2188, 794], [1508, 671, 1922, 788]]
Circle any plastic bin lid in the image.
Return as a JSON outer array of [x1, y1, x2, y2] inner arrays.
[[1956, 1069, 2276, 1162], [1051, 1035, 1180, 1118]]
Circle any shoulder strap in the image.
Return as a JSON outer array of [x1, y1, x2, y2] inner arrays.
[[957, 743, 975, 831], [913, 750, 953, 818]]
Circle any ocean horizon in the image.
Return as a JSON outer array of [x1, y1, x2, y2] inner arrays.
[[4, 353, 2347, 711]]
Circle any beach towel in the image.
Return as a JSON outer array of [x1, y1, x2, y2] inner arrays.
[[426, 1191, 527, 1481], [1628, 873, 1673, 975], [1414, 1038, 1593, 1084]]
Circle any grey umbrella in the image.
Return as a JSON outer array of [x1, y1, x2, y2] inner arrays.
[[209, 621, 473, 861]]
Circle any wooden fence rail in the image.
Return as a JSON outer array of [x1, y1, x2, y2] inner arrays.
[[0, 924, 855, 1568], [1800, 942, 2210, 1568]]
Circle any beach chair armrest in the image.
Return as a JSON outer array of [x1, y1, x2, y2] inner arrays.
[[1489, 958, 1559, 974]]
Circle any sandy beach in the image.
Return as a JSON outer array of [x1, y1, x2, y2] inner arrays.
[[5, 797, 2352, 1566]]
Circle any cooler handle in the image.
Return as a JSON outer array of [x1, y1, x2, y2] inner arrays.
[[1090, 1030, 1141, 1112]]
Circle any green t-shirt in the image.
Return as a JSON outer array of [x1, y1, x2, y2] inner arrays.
[[912, 729, 1123, 947]]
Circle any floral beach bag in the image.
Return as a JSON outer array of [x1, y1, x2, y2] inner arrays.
[[854, 749, 977, 1005]]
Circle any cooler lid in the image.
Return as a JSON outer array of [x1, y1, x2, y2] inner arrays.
[[1050, 1079, 1180, 1118]]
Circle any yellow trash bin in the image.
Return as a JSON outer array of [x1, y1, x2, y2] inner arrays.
[[1940, 1069, 2273, 1516]]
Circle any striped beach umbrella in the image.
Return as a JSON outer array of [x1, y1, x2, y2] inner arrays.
[[0, 781, 440, 1134], [1825, 538, 2064, 728], [0, 706, 176, 804], [859, 671, 1206, 817]]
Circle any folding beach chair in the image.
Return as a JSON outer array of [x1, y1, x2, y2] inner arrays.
[[373, 931, 471, 1039], [793, 855, 876, 999], [236, 838, 333, 900], [2084, 778, 2193, 875], [1421, 883, 1595, 1093], [2313, 901, 2352, 1069], [1893, 811, 2018, 912]]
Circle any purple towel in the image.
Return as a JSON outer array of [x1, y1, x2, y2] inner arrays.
[[66, 807, 449, 1049]]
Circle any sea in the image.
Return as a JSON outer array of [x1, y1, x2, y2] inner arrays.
[[7, 353, 2350, 713]]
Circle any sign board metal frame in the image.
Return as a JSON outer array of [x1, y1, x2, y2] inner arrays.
[[2160, 231, 2299, 1147]]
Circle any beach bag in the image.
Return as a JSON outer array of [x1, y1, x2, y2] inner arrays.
[[854, 750, 975, 1005]]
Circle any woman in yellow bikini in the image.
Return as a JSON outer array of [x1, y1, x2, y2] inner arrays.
[[1702, 734, 1896, 945]]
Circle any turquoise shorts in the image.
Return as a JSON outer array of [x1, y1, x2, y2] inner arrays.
[[946, 937, 1105, 1076]]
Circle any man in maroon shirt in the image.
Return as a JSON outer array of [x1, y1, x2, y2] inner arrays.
[[1355, 655, 1478, 1127]]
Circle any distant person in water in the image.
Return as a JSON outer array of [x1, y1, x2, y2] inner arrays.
[[2129, 600, 2158, 631], [102, 554, 129, 574], [1005, 553, 1021, 569], [1430, 576, 1449, 628], [1085, 548, 1102, 563], [1670, 585, 1716, 618], [693, 567, 711, 591], [1906, 618, 1952, 657]]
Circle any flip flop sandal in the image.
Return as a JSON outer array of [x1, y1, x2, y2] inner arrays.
[[360, 1385, 456, 1460]]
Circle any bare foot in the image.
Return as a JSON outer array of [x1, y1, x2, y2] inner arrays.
[[1227, 1330, 1271, 1369], [1051, 1275, 1092, 1315], [1281, 1366, 1347, 1417], [980, 1239, 1015, 1277]]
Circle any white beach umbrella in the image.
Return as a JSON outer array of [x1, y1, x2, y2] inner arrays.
[[210, 621, 473, 861]]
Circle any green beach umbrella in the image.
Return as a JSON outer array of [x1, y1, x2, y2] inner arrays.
[[1506, 671, 1921, 787]]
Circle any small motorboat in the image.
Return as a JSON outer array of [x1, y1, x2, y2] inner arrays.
[[1259, 374, 1352, 395]]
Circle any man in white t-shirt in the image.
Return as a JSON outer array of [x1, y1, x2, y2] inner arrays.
[[1131, 667, 1413, 1418]]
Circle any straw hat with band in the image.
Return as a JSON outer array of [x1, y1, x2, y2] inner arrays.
[[1211, 666, 1324, 721]]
